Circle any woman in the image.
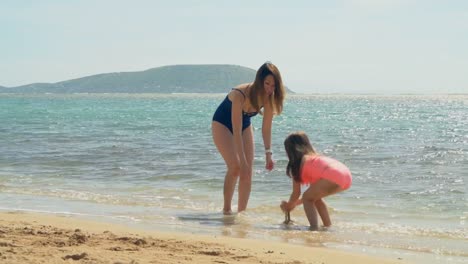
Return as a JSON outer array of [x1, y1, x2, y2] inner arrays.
[[212, 62, 286, 214]]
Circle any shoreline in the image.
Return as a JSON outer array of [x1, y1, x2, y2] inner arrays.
[[0, 211, 406, 264]]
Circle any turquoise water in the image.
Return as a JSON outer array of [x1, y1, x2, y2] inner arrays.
[[0, 93, 467, 263]]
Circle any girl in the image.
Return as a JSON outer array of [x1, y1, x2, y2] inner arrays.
[[212, 62, 286, 214], [281, 131, 352, 230]]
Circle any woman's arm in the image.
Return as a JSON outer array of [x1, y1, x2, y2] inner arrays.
[[262, 98, 274, 170], [230, 91, 247, 167]]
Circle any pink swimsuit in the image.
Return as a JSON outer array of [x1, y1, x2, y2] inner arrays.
[[300, 155, 352, 190]]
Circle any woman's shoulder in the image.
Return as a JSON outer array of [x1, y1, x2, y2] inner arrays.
[[228, 87, 247, 103], [229, 83, 252, 101], [234, 83, 252, 89]]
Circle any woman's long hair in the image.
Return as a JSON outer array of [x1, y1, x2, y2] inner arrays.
[[284, 131, 317, 183], [249, 62, 285, 115]]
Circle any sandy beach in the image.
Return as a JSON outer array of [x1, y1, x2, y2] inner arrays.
[[0, 211, 409, 264]]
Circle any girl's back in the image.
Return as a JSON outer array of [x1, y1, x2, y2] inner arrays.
[[301, 155, 352, 190]]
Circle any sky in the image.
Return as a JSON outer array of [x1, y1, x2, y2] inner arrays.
[[1, 0, 467, 94]]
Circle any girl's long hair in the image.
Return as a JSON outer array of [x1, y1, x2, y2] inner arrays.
[[284, 131, 317, 183], [249, 62, 285, 115]]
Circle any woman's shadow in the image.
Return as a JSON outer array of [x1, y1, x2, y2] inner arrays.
[[177, 212, 238, 226]]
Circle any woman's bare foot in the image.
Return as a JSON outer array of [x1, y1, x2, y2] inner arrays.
[[223, 209, 233, 215]]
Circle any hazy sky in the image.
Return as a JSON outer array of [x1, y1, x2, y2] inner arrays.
[[1, 0, 467, 93]]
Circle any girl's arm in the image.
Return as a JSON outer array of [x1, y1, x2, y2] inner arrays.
[[285, 180, 301, 211], [262, 98, 274, 170]]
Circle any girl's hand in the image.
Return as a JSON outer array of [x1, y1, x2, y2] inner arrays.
[[280, 200, 297, 212], [265, 154, 274, 171], [280, 200, 294, 212], [280, 201, 288, 212]]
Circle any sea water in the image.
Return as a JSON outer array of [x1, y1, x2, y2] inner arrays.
[[0, 93, 466, 263]]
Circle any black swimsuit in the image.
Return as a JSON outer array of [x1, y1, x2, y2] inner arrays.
[[212, 88, 258, 134]]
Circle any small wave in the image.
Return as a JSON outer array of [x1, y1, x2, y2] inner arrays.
[[146, 174, 190, 181], [340, 222, 467, 240]]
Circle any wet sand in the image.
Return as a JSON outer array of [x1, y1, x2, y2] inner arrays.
[[0, 211, 406, 264]]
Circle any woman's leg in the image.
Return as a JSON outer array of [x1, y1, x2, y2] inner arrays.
[[212, 121, 240, 214], [302, 179, 341, 230], [238, 125, 254, 212]]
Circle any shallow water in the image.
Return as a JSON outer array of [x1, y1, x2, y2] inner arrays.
[[0, 93, 467, 263]]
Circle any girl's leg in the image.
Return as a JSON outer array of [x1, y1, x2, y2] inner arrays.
[[315, 199, 331, 227], [302, 179, 341, 230], [212, 122, 240, 214], [238, 125, 254, 212], [302, 199, 319, 230]]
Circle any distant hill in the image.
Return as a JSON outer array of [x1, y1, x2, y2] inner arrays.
[[0, 65, 294, 94]]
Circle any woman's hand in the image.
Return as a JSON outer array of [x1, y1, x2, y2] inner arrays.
[[265, 153, 274, 171]]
